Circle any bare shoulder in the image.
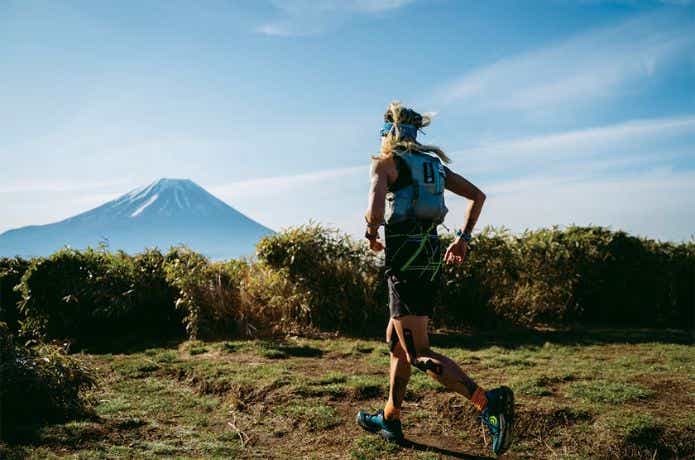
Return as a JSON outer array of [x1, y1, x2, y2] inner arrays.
[[443, 164, 464, 183], [371, 155, 397, 178]]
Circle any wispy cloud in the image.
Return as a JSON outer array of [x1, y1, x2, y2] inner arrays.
[[209, 165, 367, 198], [442, 114, 695, 241], [256, 0, 416, 37], [444, 168, 695, 242], [434, 12, 695, 111], [454, 115, 695, 174], [206, 164, 368, 234], [0, 178, 133, 194]]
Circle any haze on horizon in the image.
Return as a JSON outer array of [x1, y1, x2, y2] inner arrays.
[[2, 0, 695, 242]]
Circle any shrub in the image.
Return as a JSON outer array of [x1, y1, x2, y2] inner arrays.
[[164, 248, 247, 340], [566, 227, 694, 328], [0, 323, 95, 441], [131, 249, 184, 338], [439, 228, 516, 328], [255, 224, 385, 335], [238, 263, 313, 337], [499, 227, 578, 325], [0, 257, 30, 333], [18, 247, 182, 349], [440, 226, 695, 329]]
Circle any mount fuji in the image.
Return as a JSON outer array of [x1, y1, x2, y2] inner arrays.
[[0, 179, 274, 259]]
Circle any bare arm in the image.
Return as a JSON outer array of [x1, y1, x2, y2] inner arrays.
[[365, 159, 389, 227], [444, 166, 486, 236], [363, 159, 391, 251]]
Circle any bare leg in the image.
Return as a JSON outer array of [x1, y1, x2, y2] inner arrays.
[[391, 316, 482, 400], [384, 319, 411, 419]]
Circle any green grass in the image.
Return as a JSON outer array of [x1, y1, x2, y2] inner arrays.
[[568, 380, 655, 404], [2, 329, 693, 459], [510, 373, 576, 397], [276, 402, 341, 431], [350, 434, 401, 459]]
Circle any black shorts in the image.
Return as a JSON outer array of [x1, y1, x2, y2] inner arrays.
[[384, 220, 442, 319], [387, 269, 441, 318]]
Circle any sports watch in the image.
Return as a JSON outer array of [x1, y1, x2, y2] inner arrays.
[[365, 217, 381, 240], [455, 229, 472, 243]]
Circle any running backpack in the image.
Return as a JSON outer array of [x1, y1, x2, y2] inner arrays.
[[384, 150, 448, 225]]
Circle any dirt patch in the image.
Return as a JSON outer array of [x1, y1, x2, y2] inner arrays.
[[515, 406, 593, 438]]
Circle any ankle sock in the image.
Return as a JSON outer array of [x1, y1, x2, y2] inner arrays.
[[384, 401, 401, 420], [471, 387, 488, 412]]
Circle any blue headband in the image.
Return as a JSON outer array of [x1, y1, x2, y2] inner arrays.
[[380, 122, 418, 140]]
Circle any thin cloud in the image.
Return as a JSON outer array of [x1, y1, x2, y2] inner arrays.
[[0, 178, 133, 194], [453, 115, 695, 174], [256, 23, 298, 37], [256, 0, 416, 37], [434, 12, 695, 111], [209, 165, 367, 198], [445, 168, 695, 242]]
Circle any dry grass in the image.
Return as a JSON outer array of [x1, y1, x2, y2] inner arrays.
[[1, 329, 693, 459]]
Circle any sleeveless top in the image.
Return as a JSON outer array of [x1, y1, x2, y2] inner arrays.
[[384, 152, 445, 282], [384, 151, 448, 225]]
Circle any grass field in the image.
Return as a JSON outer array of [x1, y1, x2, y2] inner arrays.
[[2, 329, 693, 459]]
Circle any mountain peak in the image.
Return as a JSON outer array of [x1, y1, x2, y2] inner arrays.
[[129, 178, 197, 199], [110, 178, 227, 219], [152, 177, 195, 188], [0, 178, 273, 259]]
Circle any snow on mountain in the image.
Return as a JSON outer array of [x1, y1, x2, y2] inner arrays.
[[0, 179, 274, 259], [131, 194, 159, 217]]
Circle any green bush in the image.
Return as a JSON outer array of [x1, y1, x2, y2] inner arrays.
[[440, 226, 694, 329], [164, 248, 246, 340], [256, 223, 385, 335], [238, 263, 313, 337], [131, 249, 184, 338], [495, 227, 579, 325], [18, 247, 182, 349], [0, 257, 30, 333], [0, 323, 95, 441], [438, 228, 515, 328], [559, 227, 694, 328]]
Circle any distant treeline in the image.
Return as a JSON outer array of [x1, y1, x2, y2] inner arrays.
[[1, 225, 693, 350]]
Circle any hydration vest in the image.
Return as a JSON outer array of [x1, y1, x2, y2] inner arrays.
[[384, 150, 448, 225]]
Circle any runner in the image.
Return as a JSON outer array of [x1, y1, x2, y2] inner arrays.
[[356, 101, 515, 456]]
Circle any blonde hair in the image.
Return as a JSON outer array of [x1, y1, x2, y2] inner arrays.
[[375, 100, 450, 164]]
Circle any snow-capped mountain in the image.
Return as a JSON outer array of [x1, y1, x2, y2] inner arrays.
[[0, 179, 274, 259]]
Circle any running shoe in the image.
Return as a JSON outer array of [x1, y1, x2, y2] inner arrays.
[[356, 409, 404, 442], [480, 386, 515, 456]]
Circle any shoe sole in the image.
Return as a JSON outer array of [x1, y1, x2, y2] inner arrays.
[[356, 414, 404, 443], [496, 386, 515, 456]]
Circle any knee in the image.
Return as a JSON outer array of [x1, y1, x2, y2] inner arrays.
[[402, 345, 429, 366], [413, 349, 444, 376], [387, 333, 408, 360], [390, 343, 408, 360]]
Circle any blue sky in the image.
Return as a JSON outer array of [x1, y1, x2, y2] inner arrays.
[[1, 0, 694, 241]]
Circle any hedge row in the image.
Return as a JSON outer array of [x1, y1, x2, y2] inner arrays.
[[0, 225, 692, 350], [439, 226, 694, 329], [10, 248, 183, 349]]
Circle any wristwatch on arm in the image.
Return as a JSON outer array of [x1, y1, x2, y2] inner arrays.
[[365, 217, 381, 240], [455, 228, 472, 244]]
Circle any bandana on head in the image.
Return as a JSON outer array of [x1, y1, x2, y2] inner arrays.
[[380, 122, 418, 140]]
